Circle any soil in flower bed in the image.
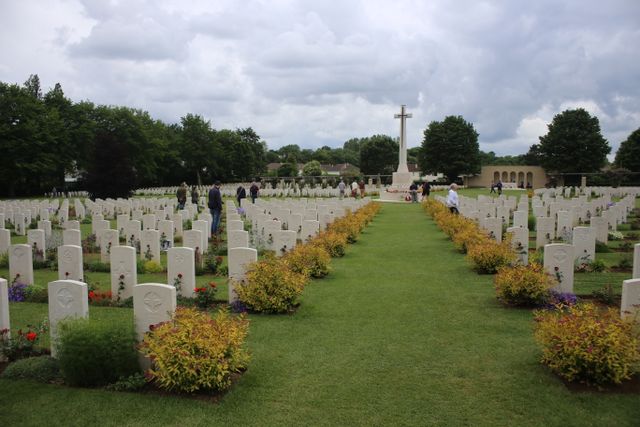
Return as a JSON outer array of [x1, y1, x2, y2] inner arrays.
[[560, 375, 640, 395]]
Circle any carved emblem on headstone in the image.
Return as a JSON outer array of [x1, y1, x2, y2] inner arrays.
[[57, 288, 74, 308], [143, 292, 162, 313], [553, 249, 567, 263]]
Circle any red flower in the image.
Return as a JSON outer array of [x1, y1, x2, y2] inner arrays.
[[88, 291, 96, 300], [26, 332, 37, 342], [209, 282, 217, 288], [178, 273, 183, 279]]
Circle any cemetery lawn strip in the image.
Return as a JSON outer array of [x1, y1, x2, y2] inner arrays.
[[1, 203, 639, 426]]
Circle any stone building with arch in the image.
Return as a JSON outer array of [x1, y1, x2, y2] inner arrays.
[[464, 165, 549, 189]]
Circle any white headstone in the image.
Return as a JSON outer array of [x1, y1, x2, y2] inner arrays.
[[0, 229, 9, 255], [171, 213, 183, 238], [274, 230, 297, 256], [621, 278, 640, 320], [572, 227, 596, 266], [227, 220, 244, 231], [110, 246, 137, 302], [140, 229, 161, 263], [65, 220, 80, 230], [48, 280, 89, 357], [62, 229, 81, 247], [0, 278, 9, 339], [99, 229, 119, 263], [543, 243, 575, 294], [191, 220, 209, 253], [158, 220, 174, 251], [133, 283, 176, 342], [512, 211, 528, 228], [301, 220, 320, 242], [556, 211, 572, 242], [27, 229, 46, 261], [228, 247, 258, 303], [117, 214, 130, 238], [590, 216, 608, 244], [126, 220, 142, 248], [57, 245, 84, 282], [37, 220, 52, 238], [483, 217, 502, 242], [9, 244, 33, 285], [167, 247, 196, 298], [92, 219, 109, 243], [14, 213, 26, 236], [142, 214, 157, 230], [536, 217, 555, 249], [633, 243, 640, 279], [227, 230, 249, 250], [507, 227, 529, 265]]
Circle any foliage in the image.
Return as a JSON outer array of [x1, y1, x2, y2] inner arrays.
[[575, 258, 606, 273], [302, 160, 323, 176], [140, 307, 250, 393], [494, 263, 555, 307], [590, 283, 617, 306], [236, 257, 307, 313], [56, 317, 139, 387], [0, 356, 61, 383], [359, 135, 398, 175], [594, 241, 611, 253], [608, 231, 624, 241], [537, 109, 611, 176], [23, 285, 49, 303], [327, 212, 363, 243], [419, 115, 481, 182], [143, 260, 164, 274], [193, 282, 218, 309], [8, 278, 29, 302], [1, 318, 49, 361], [310, 231, 348, 258], [84, 260, 110, 272], [466, 239, 516, 274], [614, 127, 640, 172], [283, 244, 332, 279], [104, 372, 148, 392], [533, 303, 640, 386]]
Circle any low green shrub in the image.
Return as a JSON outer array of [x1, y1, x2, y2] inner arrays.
[[24, 286, 49, 303], [140, 307, 249, 393], [284, 244, 331, 278], [143, 260, 164, 274], [105, 372, 147, 392], [311, 231, 348, 258], [56, 318, 139, 387], [1, 356, 61, 383], [236, 256, 307, 313], [534, 302, 640, 386], [84, 260, 111, 272], [595, 242, 611, 253], [494, 263, 555, 306]]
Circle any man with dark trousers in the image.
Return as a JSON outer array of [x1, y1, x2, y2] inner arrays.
[[208, 181, 223, 235]]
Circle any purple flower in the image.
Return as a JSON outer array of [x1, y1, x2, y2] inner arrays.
[[8, 282, 28, 302]]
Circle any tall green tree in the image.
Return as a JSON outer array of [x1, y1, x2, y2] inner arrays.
[[614, 128, 640, 172], [179, 114, 218, 185], [419, 115, 480, 182], [302, 160, 323, 176], [538, 108, 610, 173], [359, 135, 398, 175]]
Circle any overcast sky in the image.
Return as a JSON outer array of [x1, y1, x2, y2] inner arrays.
[[1, 0, 639, 157]]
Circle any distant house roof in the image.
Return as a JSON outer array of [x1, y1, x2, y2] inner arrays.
[[266, 162, 283, 172], [320, 163, 360, 174]]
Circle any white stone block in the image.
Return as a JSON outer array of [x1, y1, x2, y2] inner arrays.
[[140, 229, 160, 263], [133, 283, 176, 342], [48, 280, 89, 357], [621, 278, 640, 320], [227, 230, 249, 250], [544, 243, 575, 294], [9, 244, 33, 285], [57, 245, 84, 282], [572, 227, 596, 266], [507, 226, 529, 265], [228, 247, 257, 303], [110, 246, 137, 302], [167, 247, 196, 298], [0, 278, 9, 339]]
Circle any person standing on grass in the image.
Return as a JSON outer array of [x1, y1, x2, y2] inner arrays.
[[446, 183, 460, 214], [409, 182, 418, 203], [496, 180, 503, 195], [358, 179, 366, 198], [338, 178, 346, 199], [250, 180, 259, 203], [421, 181, 431, 201], [176, 182, 188, 209], [208, 181, 223, 235]]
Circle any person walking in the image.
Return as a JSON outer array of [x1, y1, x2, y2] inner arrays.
[[176, 182, 188, 209], [249, 180, 259, 203], [421, 181, 431, 201], [496, 180, 503, 195], [351, 179, 359, 198], [191, 185, 199, 204], [358, 179, 366, 198], [236, 184, 246, 206], [208, 181, 223, 235], [338, 178, 346, 199], [446, 183, 460, 214]]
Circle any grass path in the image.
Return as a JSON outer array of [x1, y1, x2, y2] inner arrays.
[[1, 202, 639, 426]]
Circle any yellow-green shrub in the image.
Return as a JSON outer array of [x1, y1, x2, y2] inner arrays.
[[494, 263, 555, 306], [328, 214, 361, 243], [284, 244, 331, 278], [143, 260, 163, 273], [534, 303, 640, 386], [235, 257, 307, 313], [466, 239, 516, 274], [140, 307, 249, 393], [452, 225, 487, 254], [311, 231, 348, 258]]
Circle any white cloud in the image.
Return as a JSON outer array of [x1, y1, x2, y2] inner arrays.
[[0, 0, 638, 156]]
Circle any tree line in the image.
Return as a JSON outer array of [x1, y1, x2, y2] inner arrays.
[[2, 74, 638, 197]]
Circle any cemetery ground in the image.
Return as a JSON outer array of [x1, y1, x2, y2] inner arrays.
[[1, 198, 639, 426]]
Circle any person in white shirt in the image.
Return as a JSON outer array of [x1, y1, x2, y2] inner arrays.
[[446, 183, 459, 214], [351, 179, 359, 198]]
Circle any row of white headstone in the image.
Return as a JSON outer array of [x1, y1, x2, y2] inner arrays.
[[0, 277, 176, 361], [434, 191, 640, 321]]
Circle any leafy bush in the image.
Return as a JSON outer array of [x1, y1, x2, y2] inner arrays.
[[193, 282, 218, 309], [590, 284, 617, 306], [56, 318, 139, 387], [284, 244, 331, 279], [0, 253, 8, 268], [575, 258, 606, 273], [595, 242, 611, 253], [105, 372, 147, 392], [452, 226, 486, 254], [494, 263, 555, 306], [236, 257, 307, 313], [466, 239, 516, 274], [311, 231, 348, 258], [534, 302, 640, 386], [1, 356, 61, 383], [140, 307, 249, 393], [84, 260, 111, 272], [1, 319, 48, 361], [143, 260, 164, 273], [328, 213, 362, 243], [24, 285, 49, 303], [608, 231, 624, 241]]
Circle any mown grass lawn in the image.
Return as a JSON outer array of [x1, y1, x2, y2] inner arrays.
[[1, 202, 639, 426]]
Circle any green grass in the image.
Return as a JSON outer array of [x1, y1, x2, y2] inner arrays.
[[1, 203, 639, 426]]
